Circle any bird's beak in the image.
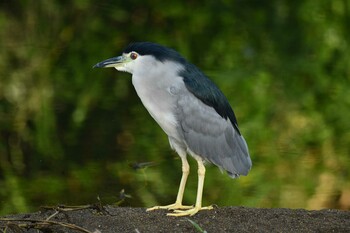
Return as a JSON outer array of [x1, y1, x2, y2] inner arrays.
[[93, 55, 129, 68]]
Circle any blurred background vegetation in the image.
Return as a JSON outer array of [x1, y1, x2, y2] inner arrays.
[[0, 0, 349, 215]]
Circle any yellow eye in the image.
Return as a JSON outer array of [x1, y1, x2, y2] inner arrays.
[[130, 52, 138, 60]]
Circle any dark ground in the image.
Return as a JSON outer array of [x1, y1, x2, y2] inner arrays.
[[1, 206, 349, 233]]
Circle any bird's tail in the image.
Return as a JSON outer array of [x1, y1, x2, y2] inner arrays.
[[227, 135, 252, 178]]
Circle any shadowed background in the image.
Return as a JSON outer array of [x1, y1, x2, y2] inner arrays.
[[0, 0, 349, 215]]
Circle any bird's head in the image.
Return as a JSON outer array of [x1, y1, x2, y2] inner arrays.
[[93, 42, 186, 75]]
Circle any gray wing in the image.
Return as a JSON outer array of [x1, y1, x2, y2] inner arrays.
[[176, 92, 252, 177]]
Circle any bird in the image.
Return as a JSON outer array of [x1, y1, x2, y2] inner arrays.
[[93, 42, 252, 216]]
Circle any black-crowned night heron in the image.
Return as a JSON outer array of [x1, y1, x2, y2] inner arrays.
[[94, 42, 252, 216]]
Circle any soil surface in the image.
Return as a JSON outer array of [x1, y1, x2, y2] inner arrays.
[[1, 206, 349, 233]]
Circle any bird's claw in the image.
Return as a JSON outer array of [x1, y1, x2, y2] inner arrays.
[[146, 203, 193, 211], [167, 205, 214, 217]]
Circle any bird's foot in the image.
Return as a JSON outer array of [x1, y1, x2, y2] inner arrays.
[[167, 205, 214, 217], [146, 203, 193, 211]]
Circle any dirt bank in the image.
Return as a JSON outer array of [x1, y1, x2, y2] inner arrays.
[[1, 206, 349, 232]]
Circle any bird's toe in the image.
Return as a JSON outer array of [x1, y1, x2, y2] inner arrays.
[[146, 203, 193, 212], [167, 205, 214, 217]]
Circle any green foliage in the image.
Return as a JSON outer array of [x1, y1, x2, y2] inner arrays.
[[0, 0, 349, 215]]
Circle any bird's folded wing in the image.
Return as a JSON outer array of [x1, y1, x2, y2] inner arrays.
[[175, 93, 251, 177]]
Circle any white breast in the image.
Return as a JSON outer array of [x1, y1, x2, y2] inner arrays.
[[131, 59, 185, 140]]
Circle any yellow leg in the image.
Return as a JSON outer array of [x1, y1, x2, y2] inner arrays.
[[168, 157, 213, 216], [146, 156, 193, 211]]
